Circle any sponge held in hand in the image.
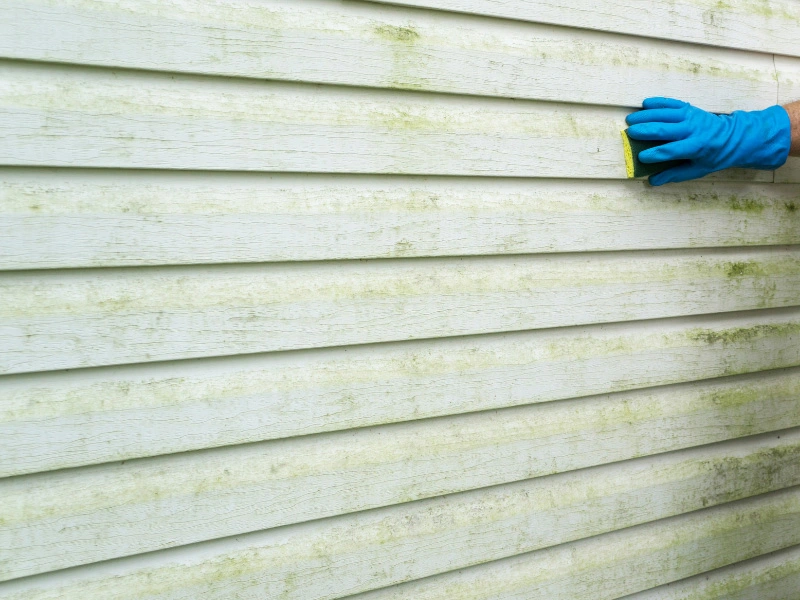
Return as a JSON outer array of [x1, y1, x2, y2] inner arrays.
[[621, 129, 688, 179]]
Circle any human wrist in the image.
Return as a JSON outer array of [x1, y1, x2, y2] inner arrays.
[[783, 101, 800, 157]]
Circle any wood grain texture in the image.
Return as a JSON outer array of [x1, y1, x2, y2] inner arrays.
[[362, 0, 800, 57], [621, 545, 800, 600], [4, 247, 800, 374], [5, 370, 800, 578], [0, 0, 777, 111], [1, 433, 799, 590], [350, 488, 800, 600], [773, 55, 800, 106], [0, 61, 775, 180], [4, 172, 800, 269], [5, 308, 800, 476]]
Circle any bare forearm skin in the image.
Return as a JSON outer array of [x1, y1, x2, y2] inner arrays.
[[784, 101, 800, 157]]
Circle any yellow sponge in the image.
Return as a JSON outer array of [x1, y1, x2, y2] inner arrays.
[[621, 129, 686, 179]]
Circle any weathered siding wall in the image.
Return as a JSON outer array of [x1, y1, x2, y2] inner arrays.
[[2, 0, 800, 598]]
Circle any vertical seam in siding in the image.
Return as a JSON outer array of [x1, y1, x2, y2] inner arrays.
[[775, 53, 780, 184]]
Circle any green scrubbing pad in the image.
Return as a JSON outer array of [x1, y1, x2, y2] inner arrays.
[[621, 129, 688, 179]]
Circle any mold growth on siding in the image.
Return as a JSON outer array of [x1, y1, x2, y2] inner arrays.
[[7, 313, 800, 434], [5, 443, 797, 599], [4, 65, 623, 139], [367, 10, 769, 86], [685, 322, 800, 346], [374, 24, 421, 44], [725, 261, 763, 278], [727, 196, 766, 213], [9, 374, 787, 528], [371, 21, 431, 91], [726, 0, 799, 20], [686, 554, 800, 599]]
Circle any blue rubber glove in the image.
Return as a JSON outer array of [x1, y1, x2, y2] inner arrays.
[[625, 97, 791, 186]]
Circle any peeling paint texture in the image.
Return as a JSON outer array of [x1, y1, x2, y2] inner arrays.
[[2, 0, 800, 598]]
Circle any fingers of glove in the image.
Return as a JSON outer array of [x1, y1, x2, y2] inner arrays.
[[642, 97, 688, 110], [649, 163, 709, 186], [627, 121, 689, 141], [639, 138, 701, 163], [626, 108, 686, 126]]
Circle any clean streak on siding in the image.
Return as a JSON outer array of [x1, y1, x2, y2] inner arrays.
[[4, 173, 800, 269], [362, 0, 800, 57], [0, 434, 798, 591], [0, 61, 774, 180], [3, 247, 800, 374], [4, 309, 800, 476], [4, 375, 800, 578], [348, 488, 800, 600], [620, 544, 800, 600], [0, 0, 777, 111]]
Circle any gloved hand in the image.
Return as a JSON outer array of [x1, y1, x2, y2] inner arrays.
[[625, 97, 791, 186]]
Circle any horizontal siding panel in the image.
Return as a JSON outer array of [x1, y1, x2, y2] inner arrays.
[[621, 545, 800, 600], [0, 0, 777, 111], [2, 433, 799, 590], [5, 173, 800, 269], [5, 308, 800, 476], [3, 247, 800, 374], [0, 62, 773, 180], [363, 0, 800, 57], [773, 161, 800, 183], [352, 489, 800, 600], [5, 372, 800, 578]]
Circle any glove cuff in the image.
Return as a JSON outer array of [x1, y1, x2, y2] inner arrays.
[[734, 105, 792, 170]]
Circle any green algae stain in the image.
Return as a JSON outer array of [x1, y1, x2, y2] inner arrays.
[[393, 239, 415, 256], [704, 386, 760, 410], [369, 106, 439, 132], [725, 260, 764, 278], [686, 322, 800, 346], [786, 201, 798, 213], [699, 0, 800, 21], [694, 553, 800, 599], [374, 24, 420, 44], [727, 196, 765, 214], [371, 22, 433, 92]]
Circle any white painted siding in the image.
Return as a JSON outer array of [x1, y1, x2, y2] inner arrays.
[[620, 545, 800, 600], [0, 0, 779, 109], [349, 488, 800, 600], [4, 175, 800, 270], [362, 0, 800, 56], [1, 0, 799, 598]]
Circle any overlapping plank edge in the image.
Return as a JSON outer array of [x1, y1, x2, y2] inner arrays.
[[4, 368, 800, 579], [0, 0, 778, 112], [0, 60, 775, 179], [620, 544, 800, 599], [347, 487, 800, 600], [361, 0, 800, 57], [1, 433, 799, 591], [4, 246, 800, 374], [5, 307, 800, 476], [4, 172, 800, 269]]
